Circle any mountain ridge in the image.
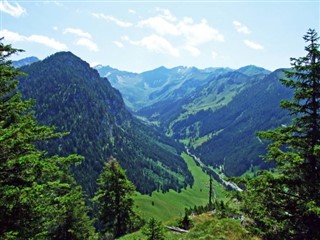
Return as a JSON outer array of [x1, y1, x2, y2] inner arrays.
[[95, 63, 291, 177], [12, 56, 39, 68], [18, 52, 193, 195]]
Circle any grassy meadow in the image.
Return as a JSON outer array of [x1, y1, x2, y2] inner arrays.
[[133, 153, 228, 222]]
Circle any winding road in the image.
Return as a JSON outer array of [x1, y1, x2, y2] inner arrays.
[[185, 147, 242, 192]]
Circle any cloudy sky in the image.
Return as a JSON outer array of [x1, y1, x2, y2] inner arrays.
[[1, 0, 319, 72]]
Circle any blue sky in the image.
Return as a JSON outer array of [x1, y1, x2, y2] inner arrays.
[[1, 0, 319, 72]]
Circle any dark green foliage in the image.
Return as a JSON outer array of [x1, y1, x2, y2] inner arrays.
[[46, 171, 96, 240], [240, 29, 320, 239], [185, 200, 235, 220], [179, 211, 193, 230], [18, 52, 193, 195], [0, 41, 95, 239], [142, 218, 165, 240], [93, 158, 141, 239]]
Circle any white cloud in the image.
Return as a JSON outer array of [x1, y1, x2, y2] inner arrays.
[[128, 9, 136, 14], [233, 21, 251, 35], [178, 18, 224, 46], [121, 36, 130, 42], [0, 0, 26, 17], [0, 29, 26, 42], [184, 45, 200, 57], [43, 1, 64, 7], [113, 41, 124, 48], [53, 26, 59, 31], [123, 34, 179, 57], [244, 40, 264, 50], [211, 51, 218, 60], [156, 8, 176, 22], [0, 29, 67, 50], [28, 35, 67, 50], [64, 28, 92, 39], [138, 16, 179, 36], [92, 13, 133, 27], [76, 38, 99, 52], [63, 28, 99, 52], [138, 10, 224, 47]]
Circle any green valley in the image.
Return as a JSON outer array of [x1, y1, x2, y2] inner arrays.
[[134, 153, 229, 222]]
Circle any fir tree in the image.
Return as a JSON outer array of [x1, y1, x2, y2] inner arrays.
[[93, 157, 138, 239], [240, 29, 320, 239], [47, 170, 97, 240], [142, 218, 165, 240]]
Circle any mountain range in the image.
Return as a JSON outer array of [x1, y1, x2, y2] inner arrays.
[[96, 64, 292, 177], [14, 52, 293, 196]]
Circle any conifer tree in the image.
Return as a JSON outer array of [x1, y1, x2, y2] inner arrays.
[[47, 169, 97, 240], [240, 29, 320, 239], [0, 40, 95, 239], [93, 157, 138, 239], [142, 218, 165, 240]]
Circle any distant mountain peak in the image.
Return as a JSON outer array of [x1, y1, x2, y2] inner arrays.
[[12, 56, 39, 68], [236, 65, 271, 76], [47, 51, 83, 62]]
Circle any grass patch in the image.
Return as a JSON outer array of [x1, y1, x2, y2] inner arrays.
[[184, 213, 259, 240], [133, 153, 228, 222], [120, 213, 260, 240]]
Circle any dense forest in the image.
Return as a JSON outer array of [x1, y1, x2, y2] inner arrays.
[[17, 52, 193, 196]]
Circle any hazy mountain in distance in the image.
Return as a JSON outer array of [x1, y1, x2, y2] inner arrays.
[[12, 56, 39, 68]]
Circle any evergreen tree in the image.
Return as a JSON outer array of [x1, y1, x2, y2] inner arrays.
[[142, 218, 165, 240], [47, 170, 97, 240], [240, 29, 320, 239], [0, 40, 95, 239], [179, 211, 193, 230], [93, 157, 137, 239]]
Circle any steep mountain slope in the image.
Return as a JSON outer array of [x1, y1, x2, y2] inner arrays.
[[18, 52, 193, 196], [176, 69, 292, 176]]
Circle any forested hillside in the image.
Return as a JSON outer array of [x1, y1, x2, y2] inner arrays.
[[97, 64, 292, 177], [18, 52, 193, 195], [190, 69, 292, 176]]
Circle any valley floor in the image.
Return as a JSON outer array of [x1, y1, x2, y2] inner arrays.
[[133, 152, 228, 221]]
